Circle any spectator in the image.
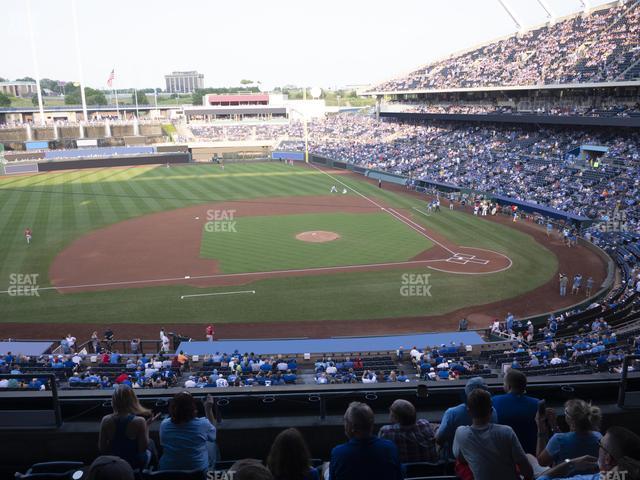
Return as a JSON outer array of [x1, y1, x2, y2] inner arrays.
[[436, 376, 498, 459], [378, 399, 437, 463], [130, 338, 140, 355], [493, 369, 540, 455], [98, 384, 158, 469], [65, 333, 76, 353], [330, 402, 403, 480], [267, 428, 319, 480], [453, 389, 534, 480], [536, 426, 640, 480], [229, 459, 274, 480], [160, 329, 170, 353], [86, 455, 135, 480], [158, 392, 217, 472], [459, 317, 469, 331], [535, 399, 602, 468], [90, 331, 100, 353], [104, 327, 114, 344]]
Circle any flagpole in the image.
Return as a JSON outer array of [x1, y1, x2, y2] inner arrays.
[[26, 0, 45, 125], [113, 86, 120, 119], [113, 70, 120, 120], [71, 0, 88, 121]]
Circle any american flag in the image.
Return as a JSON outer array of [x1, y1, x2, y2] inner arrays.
[[107, 69, 115, 88]]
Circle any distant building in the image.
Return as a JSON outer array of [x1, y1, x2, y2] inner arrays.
[[183, 92, 326, 122], [0, 81, 37, 98], [164, 71, 204, 93]]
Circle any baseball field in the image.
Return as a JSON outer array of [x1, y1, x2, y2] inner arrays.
[[0, 161, 607, 339]]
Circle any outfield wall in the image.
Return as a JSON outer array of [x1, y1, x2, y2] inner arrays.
[[37, 152, 190, 171]]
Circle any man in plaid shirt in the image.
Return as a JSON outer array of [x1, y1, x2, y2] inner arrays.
[[378, 399, 438, 463]]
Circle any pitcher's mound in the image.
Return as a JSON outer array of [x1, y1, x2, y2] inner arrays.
[[296, 231, 341, 243]]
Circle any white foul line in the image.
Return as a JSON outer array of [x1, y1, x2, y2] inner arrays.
[[388, 208, 425, 231], [180, 290, 255, 299], [310, 164, 456, 255], [0, 258, 451, 294]]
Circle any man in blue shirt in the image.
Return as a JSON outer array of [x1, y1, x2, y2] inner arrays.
[[436, 377, 498, 459], [330, 402, 403, 480], [283, 370, 297, 384], [27, 378, 43, 390], [493, 369, 540, 455], [506, 312, 515, 333]]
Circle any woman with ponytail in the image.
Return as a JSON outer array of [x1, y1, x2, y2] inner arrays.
[[535, 399, 602, 468]]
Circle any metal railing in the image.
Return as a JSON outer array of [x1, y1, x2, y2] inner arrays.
[[617, 354, 640, 409], [0, 373, 62, 428]]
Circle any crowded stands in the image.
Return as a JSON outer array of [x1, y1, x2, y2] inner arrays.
[[370, 1, 640, 92], [188, 113, 640, 234]]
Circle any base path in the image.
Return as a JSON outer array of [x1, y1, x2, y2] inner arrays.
[[48, 195, 508, 293], [0, 164, 609, 341]]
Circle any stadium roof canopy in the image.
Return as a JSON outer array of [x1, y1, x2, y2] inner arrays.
[[364, 80, 640, 96], [491, 194, 591, 222]]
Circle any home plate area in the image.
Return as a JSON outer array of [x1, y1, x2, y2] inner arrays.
[[446, 253, 490, 265]]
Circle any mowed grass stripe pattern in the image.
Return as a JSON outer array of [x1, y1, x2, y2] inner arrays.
[[0, 163, 339, 287], [200, 212, 433, 273], [0, 162, 558, 325]]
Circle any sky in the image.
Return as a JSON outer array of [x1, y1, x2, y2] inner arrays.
[[1, 0, 616, 91]]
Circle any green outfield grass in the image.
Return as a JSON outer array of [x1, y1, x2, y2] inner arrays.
[[200, 212, 432, 273], [0, 162, 558, 325]]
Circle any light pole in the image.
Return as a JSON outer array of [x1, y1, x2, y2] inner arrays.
[[302, 87, 309, 163], [497, 0, 523, 32], [71, 0, 88, 121], [134, 88, 139, 119], [26, 0, 45, 125]]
